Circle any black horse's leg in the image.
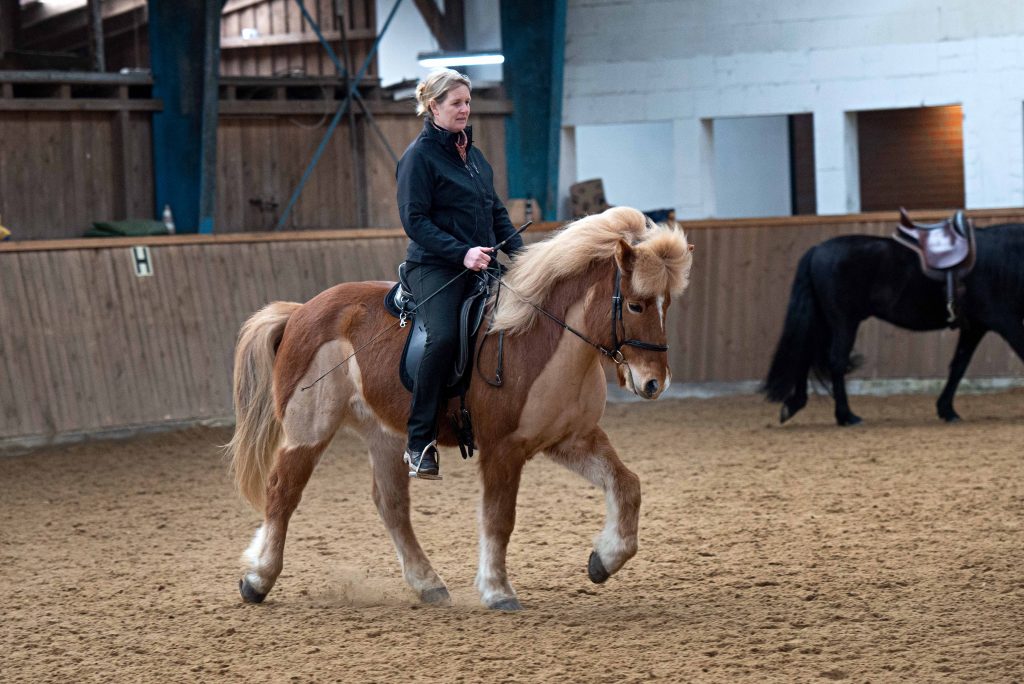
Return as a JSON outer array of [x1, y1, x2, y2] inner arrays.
[[990, 318, 1024, 388], [937, 325, 986, 422], [993, 318, 1024, 359], [830, 322, 862, 426], [781, 357, 811, 424]]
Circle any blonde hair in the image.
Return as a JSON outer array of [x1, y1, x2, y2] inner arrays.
[[415, 68, 472, 120]]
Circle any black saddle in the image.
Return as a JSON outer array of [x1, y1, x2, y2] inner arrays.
[[892, 207, 976, 325], [384, 262, 491, 398]]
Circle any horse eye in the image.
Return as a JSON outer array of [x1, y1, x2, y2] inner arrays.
[[627, 302, 644, 313]]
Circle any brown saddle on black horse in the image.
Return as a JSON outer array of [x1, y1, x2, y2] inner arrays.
[[892, 207, 977, 325]]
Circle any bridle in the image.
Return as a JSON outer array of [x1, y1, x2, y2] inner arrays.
[[477, 264, 669, 386], [608, 267, 670, 362]]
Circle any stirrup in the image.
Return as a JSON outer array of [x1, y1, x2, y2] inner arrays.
[[404, 441, 441, 480]]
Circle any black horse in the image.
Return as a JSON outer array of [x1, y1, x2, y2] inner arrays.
[[763, 220, 1024, 425]]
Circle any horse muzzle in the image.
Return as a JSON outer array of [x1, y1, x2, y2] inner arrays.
[[620, 364, 668, 400]]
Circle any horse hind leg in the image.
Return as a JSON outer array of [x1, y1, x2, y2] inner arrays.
[[547, 427, 640, 585], [240, 440, 327, 602], [828, 322, 862, 426], [365, 427, 450, 604], [780, 358, 810, 424], [239, 341, 349, 602]]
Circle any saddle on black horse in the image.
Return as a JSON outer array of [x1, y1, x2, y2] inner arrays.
[[892, 207, 976, 325], [383, 262, 495, 458]]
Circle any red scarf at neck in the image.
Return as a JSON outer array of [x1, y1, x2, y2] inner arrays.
[[433, 121, 468, 162], [453, 130, 468, 162]]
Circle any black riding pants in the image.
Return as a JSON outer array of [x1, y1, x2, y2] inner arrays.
[[405, 262, 474, 453]]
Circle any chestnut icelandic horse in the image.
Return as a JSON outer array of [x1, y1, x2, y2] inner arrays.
[[226, 207, 693, 610]]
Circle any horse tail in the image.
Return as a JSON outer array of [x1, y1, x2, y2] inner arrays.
[[762, 247, 829, 401], [225, 301, 300, 511]]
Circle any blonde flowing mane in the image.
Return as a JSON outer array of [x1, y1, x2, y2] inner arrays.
[[491, 206, 693, 334]]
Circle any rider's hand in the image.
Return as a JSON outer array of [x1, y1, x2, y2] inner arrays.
[[463, 246, 493, 271]]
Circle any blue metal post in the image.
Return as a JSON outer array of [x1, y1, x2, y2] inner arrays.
[[149, 0, 223, 234], [500, 0, 567, 221]]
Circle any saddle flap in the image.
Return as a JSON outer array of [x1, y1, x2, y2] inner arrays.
[[454, 281, 490, 378], [399, 271, 491, 396]]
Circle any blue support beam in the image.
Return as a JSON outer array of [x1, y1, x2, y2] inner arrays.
[[148, 0, 223, 233], [500, 0, 567, 221]]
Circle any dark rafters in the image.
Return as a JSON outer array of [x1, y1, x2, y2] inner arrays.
[[412, 0, 464, 52]]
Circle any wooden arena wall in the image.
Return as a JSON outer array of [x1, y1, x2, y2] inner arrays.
[[2, 209, 1024, 445], [675, 209, 1024, 383]]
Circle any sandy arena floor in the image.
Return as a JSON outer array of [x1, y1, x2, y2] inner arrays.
[[2, 391, 1023, 683]]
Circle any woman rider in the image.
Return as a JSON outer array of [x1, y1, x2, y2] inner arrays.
[[396, 68, 524, 480]]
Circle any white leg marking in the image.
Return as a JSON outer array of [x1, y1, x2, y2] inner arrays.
[[242, 524, 274, 593], [475, 508, 515, 606], [580, 458, 630, 571], [595, 491, 628, 570]]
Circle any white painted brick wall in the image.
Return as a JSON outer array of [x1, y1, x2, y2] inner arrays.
[[564, 0, 1024, 216]]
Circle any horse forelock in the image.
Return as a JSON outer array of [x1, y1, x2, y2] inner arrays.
[[629, 226, 693, 298], [491, 208, 690, 333]]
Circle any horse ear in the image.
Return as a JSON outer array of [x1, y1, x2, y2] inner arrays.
[[899, 207, 914, 228], [614, 238, 635, 275]]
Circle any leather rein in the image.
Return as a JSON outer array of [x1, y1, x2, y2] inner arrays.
[[477, 265, 669, 387]]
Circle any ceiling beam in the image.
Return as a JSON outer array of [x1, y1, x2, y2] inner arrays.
[[87, 0, 106, 71], [412, 0, 464, 52], [0, 0, 21, 56]]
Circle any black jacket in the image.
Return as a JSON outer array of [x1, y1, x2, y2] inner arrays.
[[396, 120, 524, 266]]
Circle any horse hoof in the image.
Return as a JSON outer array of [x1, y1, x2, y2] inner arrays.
[[420, 587, 451, 605], [588, 550, 610, 584], [239, 578, 267, 604], [780, 397, 805, 424], [489, 597, 523, 611], [838, 415, 863, 427], [941, 413, 961, 423]]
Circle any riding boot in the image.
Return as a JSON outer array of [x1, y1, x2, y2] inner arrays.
[[404, 441, 441, 480]]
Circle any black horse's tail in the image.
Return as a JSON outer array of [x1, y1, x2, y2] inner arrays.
[[762, 247, 830, 402]]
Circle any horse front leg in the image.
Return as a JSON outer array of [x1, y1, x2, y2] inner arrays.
[[476, 449, 525, 610], [240, 441, 324, 602], [366, 429, 450, 604], [548, 427, 641, 585], [937, 324, 986, 422]]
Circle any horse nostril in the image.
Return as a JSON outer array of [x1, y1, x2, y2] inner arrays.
[[644, 379, 659, 396]]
